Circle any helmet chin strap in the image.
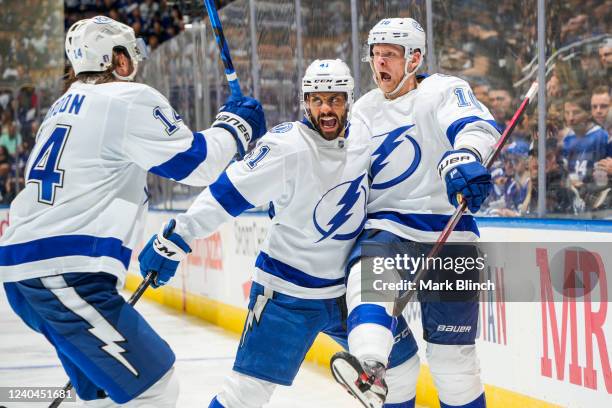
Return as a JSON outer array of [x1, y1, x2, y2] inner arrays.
[[370, 55, 423, 100]]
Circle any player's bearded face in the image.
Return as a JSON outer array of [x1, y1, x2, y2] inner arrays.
[[371, 44, 406, 93], [306, 92, 348, 140]]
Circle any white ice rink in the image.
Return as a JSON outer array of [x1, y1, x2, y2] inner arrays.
[[0, 286, 363, 408]]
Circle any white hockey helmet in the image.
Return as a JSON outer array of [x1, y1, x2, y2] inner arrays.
[[366, 18, 426, 98], [302, 59, 354, 139], [65, 16, 148, 81], [302, 59, 354, 106], [367, 18, 426, 59]]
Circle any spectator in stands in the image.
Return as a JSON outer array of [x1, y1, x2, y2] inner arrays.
[[505, 146, 531, 214], [148, 34, 160, 51], [578, 161, 611, 216], [0, 122, 19, 156], [559, 13, 589, 46], [0, 145, 12, 203], [591, 85, 611, 134], [0, 145, 11, 178], [598, 38, 612, 73], [439, 46, 490, 78], [63, 1, 185, 50], [527, 138, 574, 214], [472, 81, 491, 109], [562, 90, 609, 181], [0, 90, 11, 112], [598, 157, 612, 176], [489, 87, 513, 130], [547, 74, 563, 100], [481, 167, 517, 217], [140, 0, 159, 21]]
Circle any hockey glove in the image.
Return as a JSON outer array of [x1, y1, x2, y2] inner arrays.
[[138, 219, 191, 288], [438, 149, 492, 213], [213, 96, 267, 158]]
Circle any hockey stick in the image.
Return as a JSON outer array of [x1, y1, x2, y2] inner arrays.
[[391, 82, 539, 317], [48, 271, 157, 408], [204, 0, 242, 98]]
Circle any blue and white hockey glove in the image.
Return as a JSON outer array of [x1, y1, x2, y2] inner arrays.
[[138, 219, 191, 288], [213, 96, 267, 158], [437, 149, 492, 213]]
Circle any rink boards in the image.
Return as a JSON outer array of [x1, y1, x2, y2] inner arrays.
[[1, 208, 609, 407]]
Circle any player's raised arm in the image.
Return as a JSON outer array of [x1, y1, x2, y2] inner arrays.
[[138, 135, 297, 287], [123, 87, 266, 187]]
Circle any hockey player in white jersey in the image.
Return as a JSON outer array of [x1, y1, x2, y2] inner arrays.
[[331, 18, 501, 408], [138, 59, 420, 408], [0, 16, 266, 407]]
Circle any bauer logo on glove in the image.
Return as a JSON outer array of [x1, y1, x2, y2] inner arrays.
[[214, 112, 252, 143], [437, 151, 478, 178], [212, 96, 267, 158]]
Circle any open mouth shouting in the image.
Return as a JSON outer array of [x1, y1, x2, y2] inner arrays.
[[379, 71, 392, 82], [319, 115, 339, 133]]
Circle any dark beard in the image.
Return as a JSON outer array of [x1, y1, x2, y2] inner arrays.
[[314, 112, 347, 139]]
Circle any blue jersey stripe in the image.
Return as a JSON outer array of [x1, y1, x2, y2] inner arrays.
[[368, 211, 480, 236], [209, 172, 254, 216], [446, 116, 501, 146], [0, 235, 132, 268], [149, 131, 208, 181], [255, 251, 344, 289]]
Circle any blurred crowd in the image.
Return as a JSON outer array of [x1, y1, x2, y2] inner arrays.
[[0, 0, 610, 219], [218, 0, 612, 218], [65, 0, 187, 52], [431, 0, 612, 218], [0, 0, 56, 203]]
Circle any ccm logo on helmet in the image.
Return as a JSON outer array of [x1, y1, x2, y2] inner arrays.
[[437, 152, 476, 177], [216, 113, 251, 143]]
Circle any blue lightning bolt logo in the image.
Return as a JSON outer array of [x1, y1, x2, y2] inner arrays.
[[41, 276, 139, 376], [370, 125, 421, 189], [313, 173, 367, 242], [240, 289, 271, 347]]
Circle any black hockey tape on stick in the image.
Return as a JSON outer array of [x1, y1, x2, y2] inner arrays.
[[48, 271, 157, 408], [391, 82, 539, 317]]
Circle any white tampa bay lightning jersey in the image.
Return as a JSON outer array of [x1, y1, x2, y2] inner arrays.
[[352, 74, 501, 242], [0, 80, 237, 284], [175, 120, 371, 299]]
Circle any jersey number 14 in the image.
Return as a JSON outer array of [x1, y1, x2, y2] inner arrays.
[[27, 124, 71, 205]]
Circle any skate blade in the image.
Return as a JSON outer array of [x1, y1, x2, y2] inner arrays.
[[330, 352, 382, 408]]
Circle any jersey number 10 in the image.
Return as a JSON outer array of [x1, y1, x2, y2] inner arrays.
[[27, 125, 71, 205], [454, 88, 482, 110]]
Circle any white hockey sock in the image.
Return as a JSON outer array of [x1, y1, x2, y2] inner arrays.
[[427, 343, 484, 406], [346, 261, 395, 364], [216, 371, 276, 408], [80, 367, 179, 407], [385, 354, 420, 404]]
